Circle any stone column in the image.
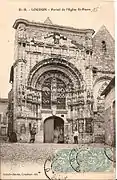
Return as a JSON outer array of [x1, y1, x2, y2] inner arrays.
[[35, 120, 43, 143], [35, 104, 43, 143], [85, 50, 93, 91], [67, 105, 71, 120], [72, 106, 75, 120], [25, 118, 30, 142]]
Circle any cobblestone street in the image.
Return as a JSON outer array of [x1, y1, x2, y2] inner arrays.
[[1, 143, 107, 164]]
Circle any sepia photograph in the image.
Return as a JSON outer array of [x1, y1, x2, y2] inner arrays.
[[0, 0, 116, 179]]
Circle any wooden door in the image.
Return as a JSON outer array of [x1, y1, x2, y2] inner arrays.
[[44, 117, 54, 143]]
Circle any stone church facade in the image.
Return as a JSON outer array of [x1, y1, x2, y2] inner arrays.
[[8, 18, 115, 143]]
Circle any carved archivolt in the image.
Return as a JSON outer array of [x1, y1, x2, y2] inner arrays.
[[36, 70, 73, 89], [27, 58, 84, 89]]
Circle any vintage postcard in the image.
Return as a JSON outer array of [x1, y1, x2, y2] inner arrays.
[[0, 0, 116, 179]]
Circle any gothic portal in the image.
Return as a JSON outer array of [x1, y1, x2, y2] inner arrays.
[[8, 18, 115, 143]]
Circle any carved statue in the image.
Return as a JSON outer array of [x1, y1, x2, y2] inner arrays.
[[17, 23, 26, 38], [44, 32, 67, 45]]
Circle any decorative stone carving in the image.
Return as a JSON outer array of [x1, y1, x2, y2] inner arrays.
[[17, 23, 27, 41], [9, 18, 115, 144]]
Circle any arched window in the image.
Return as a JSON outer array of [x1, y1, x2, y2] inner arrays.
[[42, 77, 66, 109], [101, 40, 106, 52], [42, 78, 51, 109], [56, 79, 66, 109]]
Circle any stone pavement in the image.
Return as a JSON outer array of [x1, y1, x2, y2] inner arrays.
[[1, 143, 107, 163]]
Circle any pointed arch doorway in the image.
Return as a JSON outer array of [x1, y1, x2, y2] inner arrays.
[[44, 116, 64, 143]]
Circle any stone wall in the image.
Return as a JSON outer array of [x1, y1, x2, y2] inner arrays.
[[92, 25, 114, 72], [104, 87, 115, 146]]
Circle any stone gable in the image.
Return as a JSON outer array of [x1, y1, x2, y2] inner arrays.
[[92, 25, 115, 72]]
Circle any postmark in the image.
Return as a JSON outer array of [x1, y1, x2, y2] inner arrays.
[[69, 147, 114, 172], [44, 154, 68, 180], [44, 146, 115, 179]]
